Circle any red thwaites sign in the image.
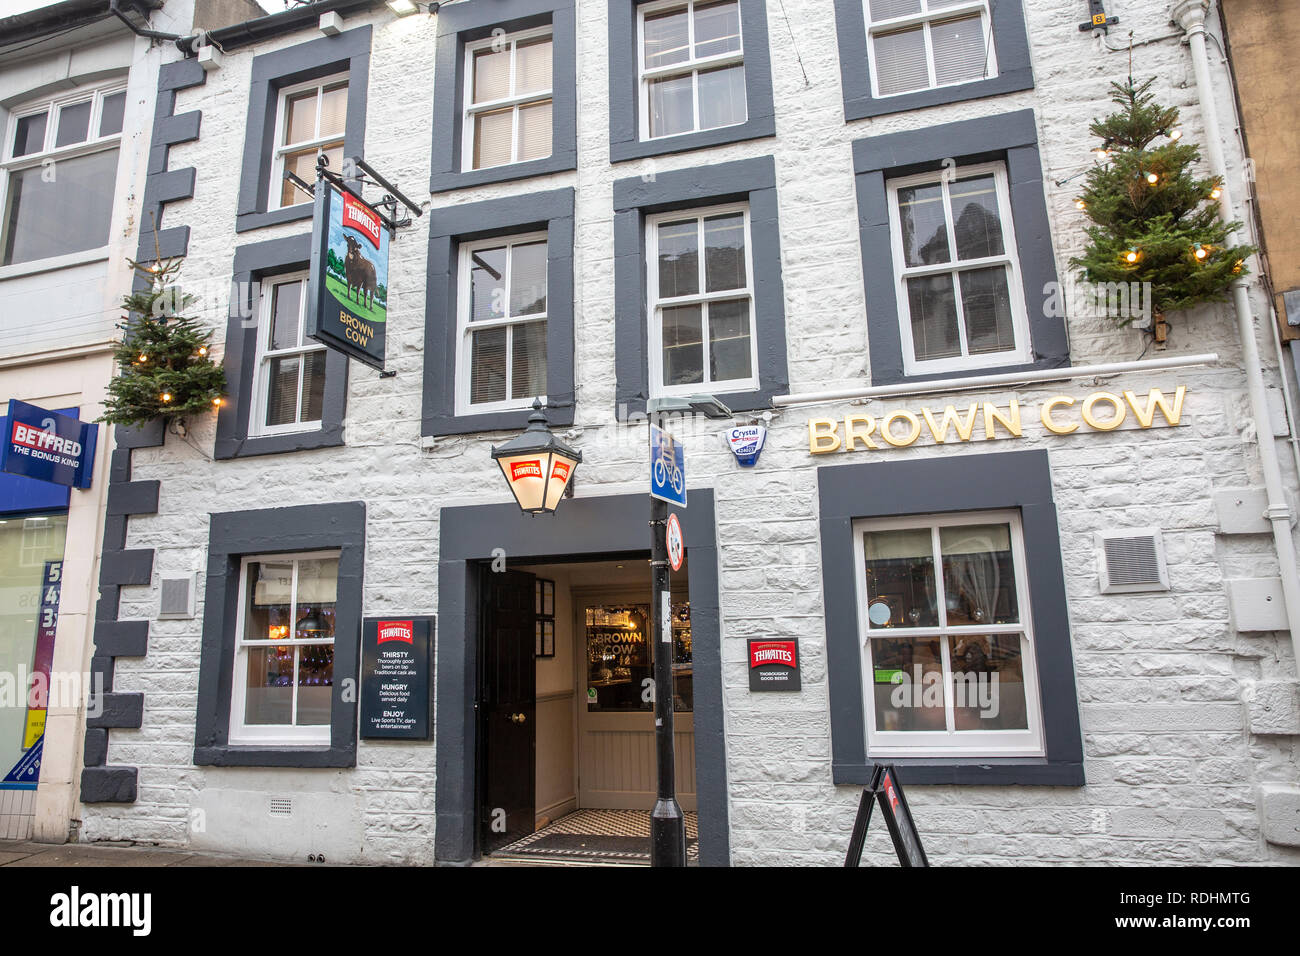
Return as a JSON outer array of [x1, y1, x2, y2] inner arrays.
[[342, 192, 382, 248], [377, 620, 414, 644], [747, 639, 801, 691]]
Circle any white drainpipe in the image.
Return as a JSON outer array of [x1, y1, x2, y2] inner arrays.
[[1172, 0, 1300, 671]]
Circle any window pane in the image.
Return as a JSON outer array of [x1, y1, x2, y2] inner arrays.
[[470, 246, 507, 321], [510, 241, 548, 316], [265, 356, 301, 426], [2, 149, 117, 266], [12, 112, 47, 157], [511, 321, 548, 399], [931, 13, 988, 86], [296, 556, 338, 619], [661, 304, 703, 386], [648, 73, 694, 138], [958, 266, 1016, 355], [55, 100, 91, 147], [281, 147, 327, 207], [873, 26, 929, 96], [269, 281, 302, 351], [940, 523, 1018, 624], [657, 219, 699, 298], [473, 46, 512, 103], [301, 349, 327, 423], [246, 560, 293, 641], [516, 37, 553, 93], [472, 107, 514, 168], [244, 646, 294, 725], [870, 636, 945, 732], [897, 183, 949, 266], [296, 644, 335, 725], [869, 0, 921, 20], [517, 100, 552, 162], [644, 6, 690, 68], [863, 528, 939, 627], [697, 63, 746, 131], [703, 212, 746, 292], [319, 82, 348, 137], [99, 91, 126, 137], [320, 142, 345, 179], [470, 326, 508, 403], [950, 175, 1004, 260], [694, 0, 742, 57], [951, 634, 1028, 731], [906, 273, 961, 361], [284, 89, 318, 145], [707, 298, 752, 382]]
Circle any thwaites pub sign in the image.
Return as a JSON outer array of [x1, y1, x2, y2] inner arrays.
[[0, 401, 98, 489], [306, 185, 391, 371], [360, 616, 433, 739], [748, 638, 801, 692]]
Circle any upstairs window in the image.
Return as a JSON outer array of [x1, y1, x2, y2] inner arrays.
[[865, 0, 995, 98], [463, 28, 554, 170], [270, 74, 348, 210], [251, 274, 328, 435], [886, 162, 1030, 375], [639, 0, 746, 139], [1, 84, 125, 267]]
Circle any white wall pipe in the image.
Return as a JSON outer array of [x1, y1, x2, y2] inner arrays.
[[770, 353, 1220, 408], [1172, 0, 1300, 670]]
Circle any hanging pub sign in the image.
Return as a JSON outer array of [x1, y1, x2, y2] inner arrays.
[[748, 638, 801, 691], [0, 400, 98, 489], [306, 183, 391, 371], [360, 616, 434, 740]]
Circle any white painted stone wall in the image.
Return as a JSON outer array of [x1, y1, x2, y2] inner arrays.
[[79, 0, 1300, 865]]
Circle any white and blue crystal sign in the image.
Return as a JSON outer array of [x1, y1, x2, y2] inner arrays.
[[726, 424, 767, 467]]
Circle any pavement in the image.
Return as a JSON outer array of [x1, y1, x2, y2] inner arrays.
[[0, 839, 297, 867]]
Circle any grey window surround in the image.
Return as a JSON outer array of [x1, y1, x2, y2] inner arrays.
[[608, 0, 776, 163], [428, 0, 577, 193], [613, 154, 788, 418], [833, 0, 1034, 122], [853, 108, 1069, 387], [435, 490, 728, 865], [818, 448, 1084, 786], [423, 187, 575, 437], [235, 25, 371, 234], [194, 501, 365, 768], [215, 233, 349, 459]]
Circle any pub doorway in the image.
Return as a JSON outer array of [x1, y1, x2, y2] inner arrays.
[[476, 555, 698, 864]]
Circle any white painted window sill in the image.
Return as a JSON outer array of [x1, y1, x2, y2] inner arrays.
[[0, 247, 111, 282]]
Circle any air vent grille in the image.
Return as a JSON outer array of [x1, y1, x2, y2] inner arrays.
[[157, 573, 195, 619], [268, 798, 293, 817], [1097, 529, 1169, 593]]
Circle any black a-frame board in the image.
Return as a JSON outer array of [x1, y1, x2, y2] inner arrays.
[[844, 764, 930, 867]]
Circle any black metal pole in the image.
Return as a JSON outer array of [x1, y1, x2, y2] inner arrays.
[[650, 419, 686, 867]]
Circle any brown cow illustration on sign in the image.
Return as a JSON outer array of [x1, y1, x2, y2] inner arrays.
[[343, 234, 378, 310]]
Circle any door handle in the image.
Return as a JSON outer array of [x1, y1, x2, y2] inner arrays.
[[510, 712, 527, 724]]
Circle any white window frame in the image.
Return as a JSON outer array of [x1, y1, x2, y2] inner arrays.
[[455, 231, 550, 415], [637, 0, 747, 141], [0, 82, 127, 271], [864, 0, 997, 99], [886, 161, 1031, 376], [249, 272, 328, 437], [460, 25, 554, 171], [268, 72, 349, 212], [852, 509, 1045, 758], [229, 550, 339, 746], [646, 202, 759, 398]]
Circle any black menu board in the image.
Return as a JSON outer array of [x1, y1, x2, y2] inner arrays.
[[360, 616, 434, 739]]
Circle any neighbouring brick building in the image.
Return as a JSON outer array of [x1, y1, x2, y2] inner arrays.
[[65, 0, 1300, 865]]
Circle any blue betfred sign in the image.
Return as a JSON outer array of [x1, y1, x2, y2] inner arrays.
[[0, 400, 98, 490], [650, 423, 686, 508]]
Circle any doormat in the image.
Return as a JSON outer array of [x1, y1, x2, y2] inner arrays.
[[493, 809, 699, 864]]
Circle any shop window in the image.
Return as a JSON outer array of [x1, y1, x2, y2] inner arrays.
[[854, 510, 1043, 757], [456, 232, 549, 414], [646, 203, 757, 396], [463, 28, 553, 171], [269, 74, 348, 211], [639, 0, 746, 140], [886, 162, 1030, 375], [250, 273, 329, 435], [1, 83, 125, 269]]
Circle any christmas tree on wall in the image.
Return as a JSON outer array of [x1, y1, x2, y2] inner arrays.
[[1071, 76, 1255, 343], [100, 255, 226, 428]]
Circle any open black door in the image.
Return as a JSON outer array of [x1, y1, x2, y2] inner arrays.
[[478, 567, 537, 855]]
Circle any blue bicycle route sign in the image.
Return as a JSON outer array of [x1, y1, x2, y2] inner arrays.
[[650, 422, 686, 508]]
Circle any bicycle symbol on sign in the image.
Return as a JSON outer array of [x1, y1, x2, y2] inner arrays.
[[653, 436, 684, 496]]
